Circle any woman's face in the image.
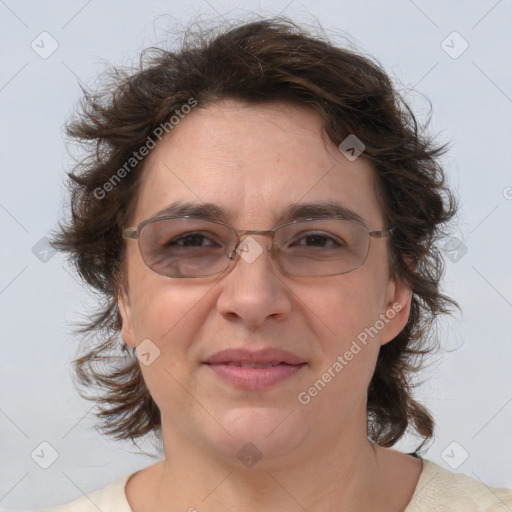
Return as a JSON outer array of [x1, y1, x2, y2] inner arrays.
[[119, 100, 411, 465]]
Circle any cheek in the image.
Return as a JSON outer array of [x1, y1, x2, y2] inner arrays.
[[126, 262, 208, 350], [308, 284, 383, 406], [128, 281, 209, 403], [308, 273, 388, 390], [316, 274, 387, 341]]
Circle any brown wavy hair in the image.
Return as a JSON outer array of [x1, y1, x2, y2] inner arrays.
[[52, 17, 458, 449]]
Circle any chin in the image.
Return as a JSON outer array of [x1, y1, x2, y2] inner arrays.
[[208, 406, 308, 467]]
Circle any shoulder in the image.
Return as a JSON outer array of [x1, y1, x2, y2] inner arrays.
[[406, 458, 512, 512], [34, 473, 134, 512]]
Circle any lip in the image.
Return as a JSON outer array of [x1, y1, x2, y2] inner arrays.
[[204, 348, 304, 366], [203, 348, 306, 390]]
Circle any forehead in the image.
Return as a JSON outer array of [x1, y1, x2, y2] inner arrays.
[[131, 100, 384, 229]]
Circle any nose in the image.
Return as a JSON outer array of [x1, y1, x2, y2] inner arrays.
[[216, 234, 293, 329]]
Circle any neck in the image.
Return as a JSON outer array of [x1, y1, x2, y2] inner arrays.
[[126, 413, 417, 512]]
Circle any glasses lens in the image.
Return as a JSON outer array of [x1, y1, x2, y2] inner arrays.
[[139, 218, 234, 277], [275, 219, 370, 276]]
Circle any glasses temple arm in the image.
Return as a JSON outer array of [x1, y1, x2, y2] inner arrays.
[[369, 228, 394, 238], [122, 228, 138, 240]]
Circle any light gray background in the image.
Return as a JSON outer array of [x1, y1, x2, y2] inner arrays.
[[1, 0, 511, 510]]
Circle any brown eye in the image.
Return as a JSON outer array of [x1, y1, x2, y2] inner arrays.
[[166, 233, 219, 248], [292, 232, 345, 248]]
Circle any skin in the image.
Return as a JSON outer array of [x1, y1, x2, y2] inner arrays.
[[118, 99, 422, 512]]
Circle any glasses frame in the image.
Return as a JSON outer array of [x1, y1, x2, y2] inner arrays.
[[122, 215, 393, 278]]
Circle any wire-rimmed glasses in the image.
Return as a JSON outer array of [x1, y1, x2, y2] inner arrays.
[[122, 216, 393, 278]]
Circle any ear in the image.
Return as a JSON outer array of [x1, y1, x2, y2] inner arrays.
[[118, 287, 137, 348], [379, 276, 412, 346]]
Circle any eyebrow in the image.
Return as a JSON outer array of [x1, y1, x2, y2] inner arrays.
[[150, 200, 366, 226]]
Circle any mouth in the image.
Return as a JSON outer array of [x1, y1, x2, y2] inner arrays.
[[204, 363, 306, 390], [203, 348, 307, 390], [220, 361, 288, 368]]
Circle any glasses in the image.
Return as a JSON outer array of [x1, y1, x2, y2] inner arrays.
[[122, 216, 393, 278]]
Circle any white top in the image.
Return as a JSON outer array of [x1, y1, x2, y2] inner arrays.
[[35, 458, 512, 512]]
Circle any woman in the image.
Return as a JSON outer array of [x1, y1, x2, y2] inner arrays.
[[42, 17, 512, 512]]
